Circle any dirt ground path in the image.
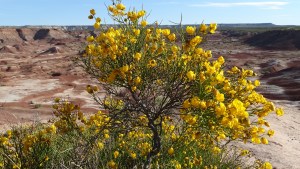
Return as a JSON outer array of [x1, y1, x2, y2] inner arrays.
[[233, 100, 300, 169]]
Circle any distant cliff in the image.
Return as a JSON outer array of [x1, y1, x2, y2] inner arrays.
[[245, 30, 300, 50], [0, 23, 287, 31]]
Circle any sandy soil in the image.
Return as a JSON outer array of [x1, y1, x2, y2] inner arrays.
[[0, 28, 299, 168]]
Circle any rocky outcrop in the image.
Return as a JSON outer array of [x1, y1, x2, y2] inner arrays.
[[33, 29, 73, 41], [16, 28, 36, 41], [245, 30, 300, 50], [260, 66, 300, 101], [0, 29, 23, 44]]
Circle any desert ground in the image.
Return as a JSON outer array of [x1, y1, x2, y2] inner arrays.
[[0, 26, 299, 168]]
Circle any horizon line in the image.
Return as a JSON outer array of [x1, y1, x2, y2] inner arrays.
[[0, 23, 299, 27]]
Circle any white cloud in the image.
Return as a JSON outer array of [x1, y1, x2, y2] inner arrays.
[[190, 1, 289, 9]]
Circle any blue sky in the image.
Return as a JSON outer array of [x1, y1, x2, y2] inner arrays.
[[0, 0, 299, 26]]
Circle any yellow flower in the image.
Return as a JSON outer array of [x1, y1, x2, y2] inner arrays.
[[181, 54, 191, 65], [130, 152, 137, 159], [0, 136, 9, 145], [133, 29, 140, 36], [187, 116, 197, 125], [189, 36, 202, 47], [183, 99, 191, 109], [215, 91, 224, 102], [134, 52, 142, 61], [46, 124, 57, 133], [254, 80, 260, 86], [200, 23, 207, 33], [127, 11, 138, 21], [261, 137, 269, 144], [267, 129, 275, 137], [217, 56, 225, 64], [90, 9, 96, 15], [97, 141, 104, 150], [240, 149, 249, 156], [108, 160, 116, 168], [134, 77, 141, 85], [148, 59, 157, 68], [168, 147, 174, 155], [156, 29, 162, 34], [261, 162, 272, 169], [116, 3, 126, 10], [216, 71, 225, 83], [120, 65, 129, 73], [108, 6, 114, 12], [215, 102, 226, 117], [209, 23, 217, 34], [107, 71, 117, 83], [86, 36, 94, 42], [113, 151, 119, 158], [205, 62, 216, 75], [104, 134, 110, 139], [186, 26, 196, 35], [44, 156, 49, 161], [275, 108, 284, 116], [6, 130, 12, 138], [200, 72, 206, 81], [141, 20, 147, 27], [218, 133, 226, 140], [138, 10, 146, 17], [200, 101, 207, 109], [162, 29, 170, 36], [96, 17, 101, 22], [191, 96, 201, 108], [251, 137, 261, 144], [175, 163, 181, 169], [94, 22, 100, 29], [212, 147, 221, 154], [131, 86, 137, 92], [168, 33, 176, 41], [187, 71, 196, 81]]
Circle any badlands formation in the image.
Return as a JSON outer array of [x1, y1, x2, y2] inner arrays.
[[0, 27, 299, 168]]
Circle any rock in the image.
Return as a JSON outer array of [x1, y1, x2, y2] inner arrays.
[[13, 44, 24, 51], [33, 29, 50, 40], [0, 45, 16, 53], [245, 30, 300, 50], [260, 59, 286, 74], [41, 46, 62, 54], [33, 29, 73, 41], [0, 28, 23, 44], [261, 66, 300, 101], [51, 72, 62, 77], [16, 28, 36, 41]]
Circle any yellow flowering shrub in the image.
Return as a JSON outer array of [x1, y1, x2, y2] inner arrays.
[[0, 0, 283, 168], [80, 0, 283, 166], [0, 124, 55, 168]]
